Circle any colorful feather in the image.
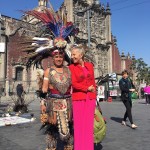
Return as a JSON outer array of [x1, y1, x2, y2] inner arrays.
[[21, 4, 78, 69]]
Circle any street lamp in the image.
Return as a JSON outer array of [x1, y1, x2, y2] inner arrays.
[[75, 0, 100, 47]]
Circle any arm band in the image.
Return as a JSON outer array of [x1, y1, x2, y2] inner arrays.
[[44, 77, 49, 80], [40, 99, 46, 106]]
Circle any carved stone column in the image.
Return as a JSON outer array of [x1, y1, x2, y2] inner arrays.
[[64, 0, 74, 22], [121, 52, 126, 71]]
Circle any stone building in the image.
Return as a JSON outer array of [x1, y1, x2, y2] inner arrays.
[[0, 0, 135, 95], [111, 35, 136, 82], [111, 36, 122, 74], [69, 0, 136, 78], [0, 15, 40, 95], [0, 0, 48, 95], [66, 0, 112, 78]]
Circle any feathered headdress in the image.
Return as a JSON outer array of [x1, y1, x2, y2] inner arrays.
[[21, 4, 78, 69]]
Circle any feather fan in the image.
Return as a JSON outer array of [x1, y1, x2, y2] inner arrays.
[[21, 5, 78, 69]]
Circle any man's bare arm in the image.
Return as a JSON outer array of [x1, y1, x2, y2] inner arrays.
[[42, 68, 50, 93]]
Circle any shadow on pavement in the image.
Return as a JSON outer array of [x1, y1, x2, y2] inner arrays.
[[110, 116, 122, 123], [138, 102, 147, 104]]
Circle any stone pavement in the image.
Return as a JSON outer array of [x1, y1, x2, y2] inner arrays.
[[0, 97, 45, 150], [101, 99, 150, 150], [0, 93, 36, 104], [0, 98, 150, 150]]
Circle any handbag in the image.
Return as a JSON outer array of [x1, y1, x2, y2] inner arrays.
[[94, 103, 106, 143], [131, 92, 138, 99]]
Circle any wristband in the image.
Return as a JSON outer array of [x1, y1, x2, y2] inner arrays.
[[44, 77, 49, 80], [40, 99, 45, 106]]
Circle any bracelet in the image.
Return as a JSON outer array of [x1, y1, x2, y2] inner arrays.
[[44, 77, 49, 80], [40, 99, 46, 106]]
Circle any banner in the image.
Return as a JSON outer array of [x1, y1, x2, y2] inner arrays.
[[109, 90, 117, 96], [97, 86, 105, 98], [0, 42, 5, 52], [0, 116, 31, 127]]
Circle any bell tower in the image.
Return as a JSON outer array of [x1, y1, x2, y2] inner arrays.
[[38, 0, 47, 7], [64, 0, 73, 22]]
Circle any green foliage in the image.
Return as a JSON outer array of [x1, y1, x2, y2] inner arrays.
[[130, 58, 150, 84]]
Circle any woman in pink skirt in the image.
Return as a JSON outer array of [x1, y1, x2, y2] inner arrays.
[[69, 44, 96, 150]]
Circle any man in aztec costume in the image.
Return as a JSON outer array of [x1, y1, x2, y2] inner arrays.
[[42, 49, 73, 150], [21, 2, 78, 150]]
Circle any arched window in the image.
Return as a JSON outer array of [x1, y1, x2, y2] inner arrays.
[[15, 67, 23, 81]]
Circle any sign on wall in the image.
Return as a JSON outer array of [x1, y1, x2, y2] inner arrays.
[[109, 90, 117, 96], [0, 42, 5, 52], [97, 85, 105, 98]]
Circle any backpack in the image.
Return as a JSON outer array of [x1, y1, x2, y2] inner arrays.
[[94, 106, 106, 143]]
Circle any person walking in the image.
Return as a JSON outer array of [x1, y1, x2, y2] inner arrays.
[[16, 83, 24, 105], [119, 70, 138, 129], [69, 44, 96, 150], [144, 84, 150, 105]]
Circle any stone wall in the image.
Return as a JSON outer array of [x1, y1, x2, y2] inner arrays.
[[111, 37, 122, 73], [72, 0, 112, 77]]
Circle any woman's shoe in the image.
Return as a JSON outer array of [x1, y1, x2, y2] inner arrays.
[[121, 121, 126, 126], [131, 124, 138, 129]]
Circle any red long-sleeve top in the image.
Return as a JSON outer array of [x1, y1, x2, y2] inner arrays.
[[69, 62, 97, 101]]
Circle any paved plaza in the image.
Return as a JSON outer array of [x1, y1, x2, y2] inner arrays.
[[0, 98, 150, 150]]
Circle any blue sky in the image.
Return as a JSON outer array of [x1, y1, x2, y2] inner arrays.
[[101, 0, 150, 66], [0, 0, 150, 66]]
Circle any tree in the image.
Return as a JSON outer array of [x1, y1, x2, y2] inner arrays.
[[130, 58, 150, 85]]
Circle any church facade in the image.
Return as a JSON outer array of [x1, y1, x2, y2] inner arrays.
[[64, 0, 112, 78], [0, 0, 134, 95]]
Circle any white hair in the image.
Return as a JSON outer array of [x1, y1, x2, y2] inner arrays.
[[71, 44, 85, 56]]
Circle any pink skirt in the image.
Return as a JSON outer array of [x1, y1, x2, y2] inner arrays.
[[73, 96, 96, 150]]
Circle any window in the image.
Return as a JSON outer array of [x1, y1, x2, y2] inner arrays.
[[16, 67, 23, 81]]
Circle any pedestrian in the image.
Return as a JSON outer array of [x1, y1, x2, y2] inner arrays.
[[14, 83, 27, 113], [140, 87, 145, 99], [119, 70, 138, 129], [42, 49, 73, 150], [69, 44, 96, 150], [144, 84, 150, 105], [16, 83, 24, 105]]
